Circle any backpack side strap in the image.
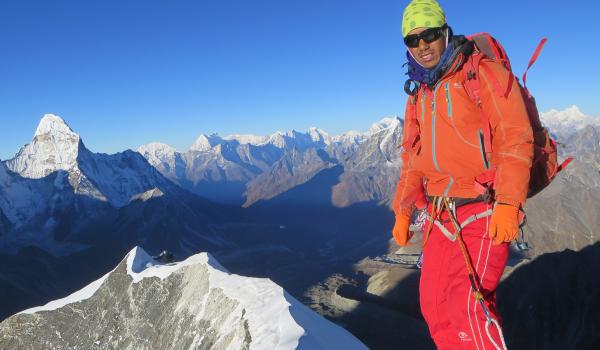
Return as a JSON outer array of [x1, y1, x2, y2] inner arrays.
[[522, 38, 548, 92]]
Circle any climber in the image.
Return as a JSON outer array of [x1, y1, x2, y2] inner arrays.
[[391, 1, 534, 349]]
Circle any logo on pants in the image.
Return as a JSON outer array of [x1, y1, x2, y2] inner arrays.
[[458, 331, 472, 342]]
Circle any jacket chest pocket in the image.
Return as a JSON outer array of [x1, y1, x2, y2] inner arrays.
[[445, 82, 481, 127]]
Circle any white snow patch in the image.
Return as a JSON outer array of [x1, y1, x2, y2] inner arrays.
[[137, 142, 177, 160], [34, 114, 77, 138], [128, 188, 164, 203], [190, 134, 223, 152], [223, 134, 269, 145], [368, 116, 400, 135]]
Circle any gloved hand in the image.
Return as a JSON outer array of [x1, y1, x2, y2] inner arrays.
[[392, 211, 412, 246], [488, 203, 520, 245]]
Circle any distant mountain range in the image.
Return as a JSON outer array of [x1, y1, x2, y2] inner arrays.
[[2, 106, 598, 261], [138, 117, 403, 207]]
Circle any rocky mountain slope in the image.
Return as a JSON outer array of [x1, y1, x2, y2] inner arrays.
[[0, 247, 368, 350]]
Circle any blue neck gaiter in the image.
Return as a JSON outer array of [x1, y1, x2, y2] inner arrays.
[[406, 39, 455, 87]]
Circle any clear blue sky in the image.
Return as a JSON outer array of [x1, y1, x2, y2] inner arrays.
[[0, 0, 598, 159]]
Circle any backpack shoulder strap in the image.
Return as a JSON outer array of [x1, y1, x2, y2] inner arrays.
[[463, 53, 493, 161], [404, 93, 421, 151]]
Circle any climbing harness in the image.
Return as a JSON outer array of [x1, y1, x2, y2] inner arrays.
[[424, 196, 508, 350], [422, 196, 493, 245]]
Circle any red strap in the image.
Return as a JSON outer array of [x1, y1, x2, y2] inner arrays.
[[480, 60, 513, 98], [474, 181, 488, 196], [557, 156, 574, 172], [547, 156, 574, 180], [474, 168, 497, 195], [522, 38, 548, 89]]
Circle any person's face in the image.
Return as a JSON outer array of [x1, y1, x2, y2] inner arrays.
[[406, 27, 447, 69]]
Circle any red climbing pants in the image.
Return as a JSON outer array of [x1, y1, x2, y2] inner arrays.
[[419, 201, 509, 350]]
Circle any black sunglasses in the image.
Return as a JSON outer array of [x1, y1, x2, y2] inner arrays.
[[404, 24, 448, 48]]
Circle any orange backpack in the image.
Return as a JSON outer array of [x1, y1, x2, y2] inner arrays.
[[462, 33, 573, 200]]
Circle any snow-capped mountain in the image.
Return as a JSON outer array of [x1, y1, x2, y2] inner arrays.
[[0, 246, 367, 350], [5, 114, 177, 209], [0, 114, 240, 258], [540, 105, 600, 140], [189, 133, 225, 152], [136, 142, 179, 169], [7, 114, 81, 179]]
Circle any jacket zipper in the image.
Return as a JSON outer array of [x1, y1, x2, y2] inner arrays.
[[445, 82, 453, 118]]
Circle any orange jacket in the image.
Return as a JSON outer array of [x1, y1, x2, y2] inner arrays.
[[393, 54, 534, 217]]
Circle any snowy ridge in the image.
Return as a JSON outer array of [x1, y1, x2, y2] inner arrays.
[[367, 116, 400, 135], [308, 127, 330, 144], [223, 134, 269, 145], [16, 246, 367, 350], [143, 116, 397, 156], [123, 247, 365, 349]]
